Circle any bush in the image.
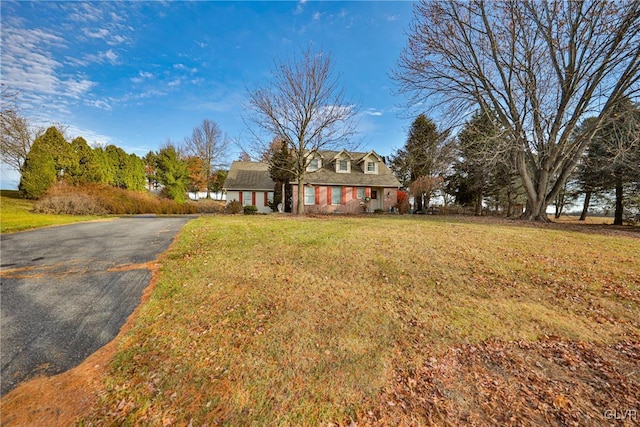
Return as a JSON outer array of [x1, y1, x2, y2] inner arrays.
[[225, 200, 242, 214], [33, 182, 197, 215], [189, 199, 226, 214], [33, 193, 107, 215], [374, 208, 384, 214], [243, 205, 258, 215]]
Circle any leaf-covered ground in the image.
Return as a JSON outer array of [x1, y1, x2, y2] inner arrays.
[[1, 215, 638, 426], [364, 338, 639, 426]]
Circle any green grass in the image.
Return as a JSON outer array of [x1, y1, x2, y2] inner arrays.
[[83, 215, 640, 425], [0, 190, 102, 233]]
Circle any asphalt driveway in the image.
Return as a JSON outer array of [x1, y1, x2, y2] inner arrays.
[[0, 216, 193, 396]]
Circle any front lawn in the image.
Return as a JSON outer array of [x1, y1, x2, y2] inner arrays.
[[2, 215, 638, 426], [85, 215, 639, 425]]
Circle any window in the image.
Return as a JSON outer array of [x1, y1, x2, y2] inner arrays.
[[308, 158, 319, 171], [267, 192, 274, 203], [338, 159, 348, 172], [357, 187, 365, 199], [371, 190, 378, 199], [367, 161, 376, 173], [304, 186, 315, 205], [242, 191, 252, 206], [332, 186, 342, 205]]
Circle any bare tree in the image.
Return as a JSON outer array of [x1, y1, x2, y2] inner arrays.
[[247, 47, 358, 214], [394, 0, 640, 220], [1, 85, 35, 171], [183, 119, 228, 199]]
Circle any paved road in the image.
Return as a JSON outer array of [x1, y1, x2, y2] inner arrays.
[[0, 216, 193, 396]]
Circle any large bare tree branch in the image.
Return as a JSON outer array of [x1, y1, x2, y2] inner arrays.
[[395, 0, 640, 220]]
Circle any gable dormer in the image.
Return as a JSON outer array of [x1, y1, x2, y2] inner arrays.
[[332, 149, 352, 173], [306, 150, 323, 172], [359, 151, 383, 174]]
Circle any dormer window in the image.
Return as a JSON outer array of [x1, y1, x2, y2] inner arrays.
[[333, 149, 352, 173], [307, 155, 322, 171], [366, 161, 378, 174], [360, 151, 382, 175]]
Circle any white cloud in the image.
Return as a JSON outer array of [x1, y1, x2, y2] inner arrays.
[[64, 76, 96, 99], [295, 0, 307, 15], [131, 71, 154, 83], [65, 2, 105, 23], [365, 108, 383, 117], [87, 99, 112, 111], [80, 49, 120, 66], [84, 28, 110, 39], [313, 12, 321, 21]]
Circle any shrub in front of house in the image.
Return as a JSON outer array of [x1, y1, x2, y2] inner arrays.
[[225, 200, 243, 214], [243, 205, 258, 215]]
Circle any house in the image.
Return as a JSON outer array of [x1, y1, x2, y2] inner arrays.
[[223, 161, 276, 213], [223, 149, 401, 214]]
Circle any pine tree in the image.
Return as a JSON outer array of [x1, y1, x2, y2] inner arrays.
[[155, 144, 188, 202], [19, 135, 56, 198], [268, 139, 295, 212]]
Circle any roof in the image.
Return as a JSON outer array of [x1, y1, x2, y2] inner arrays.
[[223, 161, 276, 191], [305, 150, 401, 187]]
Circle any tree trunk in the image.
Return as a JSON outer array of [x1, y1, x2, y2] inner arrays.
[[522, 195, 550, 221], [613, 174, 624, 226], [474, 191, 483, 216], [579, 191, 592, 221], [517, 155, 551, 221], [296, 178, 305, 215], [554, 187, 565, 219]]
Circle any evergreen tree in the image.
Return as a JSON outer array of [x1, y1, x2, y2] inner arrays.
[[389, 114, 452, 212], [93, 146, 116, 186], [38, 126, 76, 178], [576, 98, 640, 224], [268, 139, 295, 212], [68, 137, 101, 184], [155, 144, 188, 202], [19, 134, 56, 198]]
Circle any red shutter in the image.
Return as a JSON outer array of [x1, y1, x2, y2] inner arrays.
[[252, 192, 256, 206], [314, 186, 320, 204], [366, 187, 371, 197], [264, 192, 268, 206], [341, 187, 346, 204], [352, 187, 357, 199], [239, 192, 243, 204], [327, 186, 332, 205]]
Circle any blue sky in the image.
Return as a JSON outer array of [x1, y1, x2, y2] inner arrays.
[[1, 0, 416, 189]]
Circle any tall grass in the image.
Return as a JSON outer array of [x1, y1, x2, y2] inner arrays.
[[82, 215, 640, 425]]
